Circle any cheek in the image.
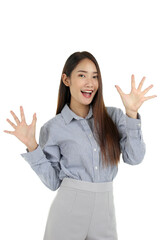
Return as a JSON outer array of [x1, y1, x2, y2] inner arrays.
[[95, 82, 99, 90], [70, 87, 80, 96]]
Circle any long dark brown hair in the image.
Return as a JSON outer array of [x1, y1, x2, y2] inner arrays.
[[56, 51, 121, 167]]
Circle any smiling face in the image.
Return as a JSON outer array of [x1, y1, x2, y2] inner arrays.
[[62, 58, 99, 114]]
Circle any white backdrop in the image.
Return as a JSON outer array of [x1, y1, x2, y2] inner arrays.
[[0, 0, 159, 239]]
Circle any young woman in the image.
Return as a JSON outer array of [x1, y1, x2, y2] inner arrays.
[[4, 51, 157, 240]]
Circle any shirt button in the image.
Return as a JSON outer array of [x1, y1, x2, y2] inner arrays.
[[137, 123, 141, 126], [95, 166, 98, 170], [94, 148, 96, 151], [89, 134, 92, 137]]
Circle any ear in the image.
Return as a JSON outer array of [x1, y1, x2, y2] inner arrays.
[[62, 73, 70, 87]]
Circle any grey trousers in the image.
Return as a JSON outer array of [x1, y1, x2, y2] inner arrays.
[[43, 177, 118, 240]]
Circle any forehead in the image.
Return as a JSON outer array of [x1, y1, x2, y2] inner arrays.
[[74, 58, 97, 72]]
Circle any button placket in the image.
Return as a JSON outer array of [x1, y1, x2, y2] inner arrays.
[[81, 119, 99, 181]]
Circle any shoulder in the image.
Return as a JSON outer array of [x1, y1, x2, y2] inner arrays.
[[39, 113, 65, 144], [40, 112, 65, 134], [105, 106, 124, 125]]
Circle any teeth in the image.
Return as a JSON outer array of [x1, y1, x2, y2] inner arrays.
[[82, 90, 92, 93]]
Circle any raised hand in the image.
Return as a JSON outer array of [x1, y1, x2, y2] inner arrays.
[[115, 74, 157, 117], [4, 106, 38, 151]]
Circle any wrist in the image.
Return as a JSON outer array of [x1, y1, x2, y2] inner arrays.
[[26, 141, 38, 152], [125, 109, 138, 119]]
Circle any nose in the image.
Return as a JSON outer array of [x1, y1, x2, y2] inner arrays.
[[85, 76, 94, 87]]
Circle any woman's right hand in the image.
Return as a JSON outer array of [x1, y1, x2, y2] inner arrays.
[[4, 106, 38, 151]]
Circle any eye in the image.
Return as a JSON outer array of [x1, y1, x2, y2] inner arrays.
[[79, 74, 85, 77], [93, 75, 98, 78]]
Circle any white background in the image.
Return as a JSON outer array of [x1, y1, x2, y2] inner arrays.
[[0, 0, 160, 239]]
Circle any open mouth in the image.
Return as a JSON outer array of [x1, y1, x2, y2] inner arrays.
[[81, 91, 93, 98]]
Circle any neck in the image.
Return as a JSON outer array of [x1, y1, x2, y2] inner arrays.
[[69, 102, 90, 118]]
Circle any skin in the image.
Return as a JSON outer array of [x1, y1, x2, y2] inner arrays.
[[62, 58, 99, 118], [3, 58, 157, 151], [115, 74, 157, 118]]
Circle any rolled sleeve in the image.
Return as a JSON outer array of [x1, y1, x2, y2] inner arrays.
[[20, 124, 62, 191]]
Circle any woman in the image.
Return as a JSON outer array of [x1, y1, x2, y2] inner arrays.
[[4, 51, 157, 240]]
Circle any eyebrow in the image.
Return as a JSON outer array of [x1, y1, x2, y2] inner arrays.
[[77, 70, 98, 74]]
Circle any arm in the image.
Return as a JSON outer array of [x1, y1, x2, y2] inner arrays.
[[20, 124, 62, 191], [117, 108, 146, 165], [114, 74, 156, 164]]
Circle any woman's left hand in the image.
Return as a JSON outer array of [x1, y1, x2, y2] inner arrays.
[[115, 74, 157, 116]]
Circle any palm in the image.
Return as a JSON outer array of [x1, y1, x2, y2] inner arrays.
[[4, 106, 37, 146], [115, 74, 157, 112], [14, 122, 35, 145]]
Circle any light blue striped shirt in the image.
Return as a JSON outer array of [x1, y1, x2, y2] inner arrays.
[[20, 103, 146, 191]]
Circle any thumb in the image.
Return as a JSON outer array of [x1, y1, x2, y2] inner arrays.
[[115, 85, 123, 96]]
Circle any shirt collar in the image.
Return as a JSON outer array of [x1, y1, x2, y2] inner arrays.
[[61, 103, 93, 125]]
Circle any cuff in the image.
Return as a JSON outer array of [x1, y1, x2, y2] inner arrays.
[[125, 112, 141, 130], [20, 145, 47, 166]]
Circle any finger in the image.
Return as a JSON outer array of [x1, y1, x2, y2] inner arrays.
[[6, 118, 17, 129], [3, 130, 15, 135], [137, 76, 146, 91], [143, 95, 157, 101], [10, 110, 20, 125], [31, 113, 37, 127], [131, 74, 136, 89], [142, 84, 154, 95], [20, 106, 26, 122], [115, 85, 124, 96]]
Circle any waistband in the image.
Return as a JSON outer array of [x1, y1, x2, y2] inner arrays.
[[60, 177, 113, 192]]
